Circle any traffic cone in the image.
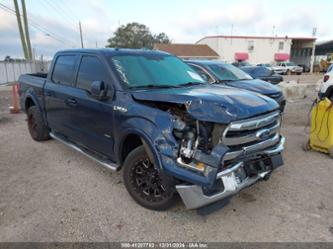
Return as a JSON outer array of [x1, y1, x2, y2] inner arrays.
[[9, 83, 20, 114]]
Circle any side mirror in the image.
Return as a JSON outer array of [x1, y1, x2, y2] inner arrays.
[[91, 80, 108, 99]]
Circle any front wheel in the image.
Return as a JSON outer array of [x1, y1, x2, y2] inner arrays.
[[123, 146, 176, 210]]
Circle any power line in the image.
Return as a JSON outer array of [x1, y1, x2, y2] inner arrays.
[[0, 3, 76, 46], [40, 0, 78, 30], [58, 0, 80, 22]]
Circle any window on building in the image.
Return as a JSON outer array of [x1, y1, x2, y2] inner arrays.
[[52, 55, 77, 86], [76, 56, 108, 91], [248, 41, 254, 52], [279, 41, 284, 50]]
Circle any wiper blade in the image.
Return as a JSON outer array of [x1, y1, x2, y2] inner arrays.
[[217, 79, 235, 83], [178, 82, 204, 87]]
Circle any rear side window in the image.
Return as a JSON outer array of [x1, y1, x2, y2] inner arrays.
[[52, 55, 77, 86], [76, 56, 107, 91]]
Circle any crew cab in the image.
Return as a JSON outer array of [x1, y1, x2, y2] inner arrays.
[[19, 49, 285, 210], [186, 60, 286, 112]]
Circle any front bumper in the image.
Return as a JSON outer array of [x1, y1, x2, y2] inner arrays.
[[176, 136, 285, 209]]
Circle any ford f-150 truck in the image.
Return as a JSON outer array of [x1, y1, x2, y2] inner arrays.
[[19, 49, 285, 210]]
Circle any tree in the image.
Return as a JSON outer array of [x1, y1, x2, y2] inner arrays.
[[154, 32, 171, 44], [106, 22, 170, 49]]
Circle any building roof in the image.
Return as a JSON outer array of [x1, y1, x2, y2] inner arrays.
[[154, 43, 219, 58], [196, 35, 316, 43]]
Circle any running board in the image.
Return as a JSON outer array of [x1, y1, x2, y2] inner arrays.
[[49, 132, 119, 171]]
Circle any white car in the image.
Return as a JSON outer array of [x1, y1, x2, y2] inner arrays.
[[318, 64, 333, 99], [277, 62, 303, 75], [257, 63, 287, 75]]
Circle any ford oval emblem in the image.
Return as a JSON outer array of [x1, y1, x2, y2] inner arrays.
[[256, 129, 271, 140]]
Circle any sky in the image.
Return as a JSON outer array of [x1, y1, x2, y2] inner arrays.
[[0, 0, 332, 59]]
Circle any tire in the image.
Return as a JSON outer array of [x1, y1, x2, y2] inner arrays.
[[123, 146, 176, 210], [27, 106, 50, 141]]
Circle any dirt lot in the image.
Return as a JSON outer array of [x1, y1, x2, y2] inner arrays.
[[0, 76, 332, 242]]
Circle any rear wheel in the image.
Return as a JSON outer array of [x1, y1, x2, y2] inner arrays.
[[123, 146, 176, 210], [27, 106, 50, 141]]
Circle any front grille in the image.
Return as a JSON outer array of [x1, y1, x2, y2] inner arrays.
[[222, 111, 281, 163]]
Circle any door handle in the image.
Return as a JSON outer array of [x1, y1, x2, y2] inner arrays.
[[66, 97, 77, 106]]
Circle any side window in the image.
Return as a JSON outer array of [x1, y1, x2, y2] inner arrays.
[[190, 65, 214, 83], [76, 56, 108, 91], [52, 55, 77, 86]]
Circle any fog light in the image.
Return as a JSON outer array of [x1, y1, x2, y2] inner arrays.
[[195, 162, 205, 171]]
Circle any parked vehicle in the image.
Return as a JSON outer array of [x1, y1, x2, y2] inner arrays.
[[298, 64, 310, 73], [19, 49, 285, 210], [256, 63, 287, 75], [232, 61, 251, 67], [277, 62, 303, 75], [318, 64, 333, 99], [240, 66, 283, 84], [186, 60, 286, 112]]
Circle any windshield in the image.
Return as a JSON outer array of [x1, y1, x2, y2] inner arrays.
[[208, 64, 252, 81], [286, 62, 296, 66], [110, 54, 205, 88]]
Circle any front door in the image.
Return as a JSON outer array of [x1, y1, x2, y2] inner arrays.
[[67, 55, 115, 160]]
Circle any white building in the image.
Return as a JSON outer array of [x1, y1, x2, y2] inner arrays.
[[197, 35, 316, 66]]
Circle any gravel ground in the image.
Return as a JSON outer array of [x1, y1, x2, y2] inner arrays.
[[0, 78, 332, 242]]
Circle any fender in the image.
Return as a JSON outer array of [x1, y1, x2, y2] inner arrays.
[[116, 127, 165, 170], [24, 88, 48, 125]]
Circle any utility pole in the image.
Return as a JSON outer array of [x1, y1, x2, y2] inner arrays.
[[79, 21, 84, 48], [21, 0, 32, 60], [310, 27, 317, 74], [13, 0, 29, 59]]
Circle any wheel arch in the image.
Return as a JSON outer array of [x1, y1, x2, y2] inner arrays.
[[24, 90, 48, 127], [117, 129, 162, 170]]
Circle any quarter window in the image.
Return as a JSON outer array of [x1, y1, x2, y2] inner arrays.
[[52, 55, 77, 86], [76, 56, 107, 91]]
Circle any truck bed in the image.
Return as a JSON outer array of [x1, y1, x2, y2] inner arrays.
[[18, 73, 48, 113]]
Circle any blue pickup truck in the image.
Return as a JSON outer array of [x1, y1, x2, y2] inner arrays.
[[19, 49, 285, 210]]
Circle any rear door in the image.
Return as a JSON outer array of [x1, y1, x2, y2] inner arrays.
[[44, 54, 79, 137], [67, 55, 116, 159]]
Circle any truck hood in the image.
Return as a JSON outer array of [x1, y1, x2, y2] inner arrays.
[[224, 79, 281, 95], [131, 84, 279, 123]]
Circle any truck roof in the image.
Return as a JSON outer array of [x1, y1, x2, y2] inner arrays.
[[56, 48, 171, 57]]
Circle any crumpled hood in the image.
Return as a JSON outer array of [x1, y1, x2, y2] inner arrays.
[[131, 84, 279, 123], [224, 79, 281, 95]]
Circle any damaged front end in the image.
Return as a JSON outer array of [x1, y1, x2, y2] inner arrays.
[[132, 90, 285, 209], [164, 105, 284, 209]]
